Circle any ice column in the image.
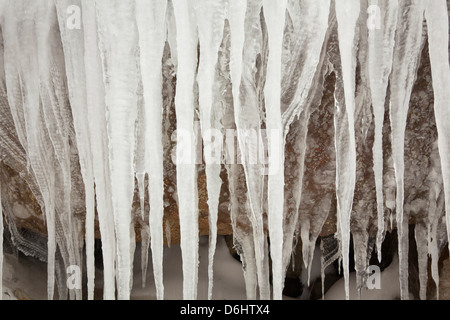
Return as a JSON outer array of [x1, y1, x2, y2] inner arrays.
[[135, 0, 168, 300], [96, 0, 139, 300], [194, 0, 226, 300], [424, 0, 450, 259], [225, 1, 259, 299], [81, 0, 117, 300], [0, 176, 2, 300], [334, 0, 360, 300], [262, 0, 287, 300], [172, 0, 200, 300], [367, 0, 398, 262]]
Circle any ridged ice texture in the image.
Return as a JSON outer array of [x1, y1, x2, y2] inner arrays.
[[226, 0, 259, 299], [283, 0, 331, 287], [229, 0, 272, 300]]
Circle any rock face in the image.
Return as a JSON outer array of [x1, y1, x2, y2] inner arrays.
[[0, 0, 449, 300]]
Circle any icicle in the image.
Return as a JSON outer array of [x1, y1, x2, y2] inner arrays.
[[193, 0, 226, 300], [172, 0, 200, 300], [54, 0, 93, 300], [320, 239, 326, 301], [282, 0, 331, 289], [0, 18, 4, 301], [0, 172, 2, 300], [426, 141, 445, 300], [234, 231, 258, 300], [1, 0, 447, 302], [282, 0, 331, 130], [96, 0, 139, 300], [80, 0, 117, 300], [262, 0, 286, 300], [136, 0, 168, 300], [228, 0, 270, 300], [135, 72, 146, 224], [334, 0, 360, 300], [424, 0, 450, 260], [2, 1, 58, 300], [134, 67, 150, 289], [165, 219, 171, 248], [367, 0, 398, 263], [389, 0, 425, 300]]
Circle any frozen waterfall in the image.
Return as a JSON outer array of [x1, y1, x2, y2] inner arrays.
[[0, 0, 449, 300]]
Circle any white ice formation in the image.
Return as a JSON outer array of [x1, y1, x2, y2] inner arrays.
[[0, 0, 449, 300]]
